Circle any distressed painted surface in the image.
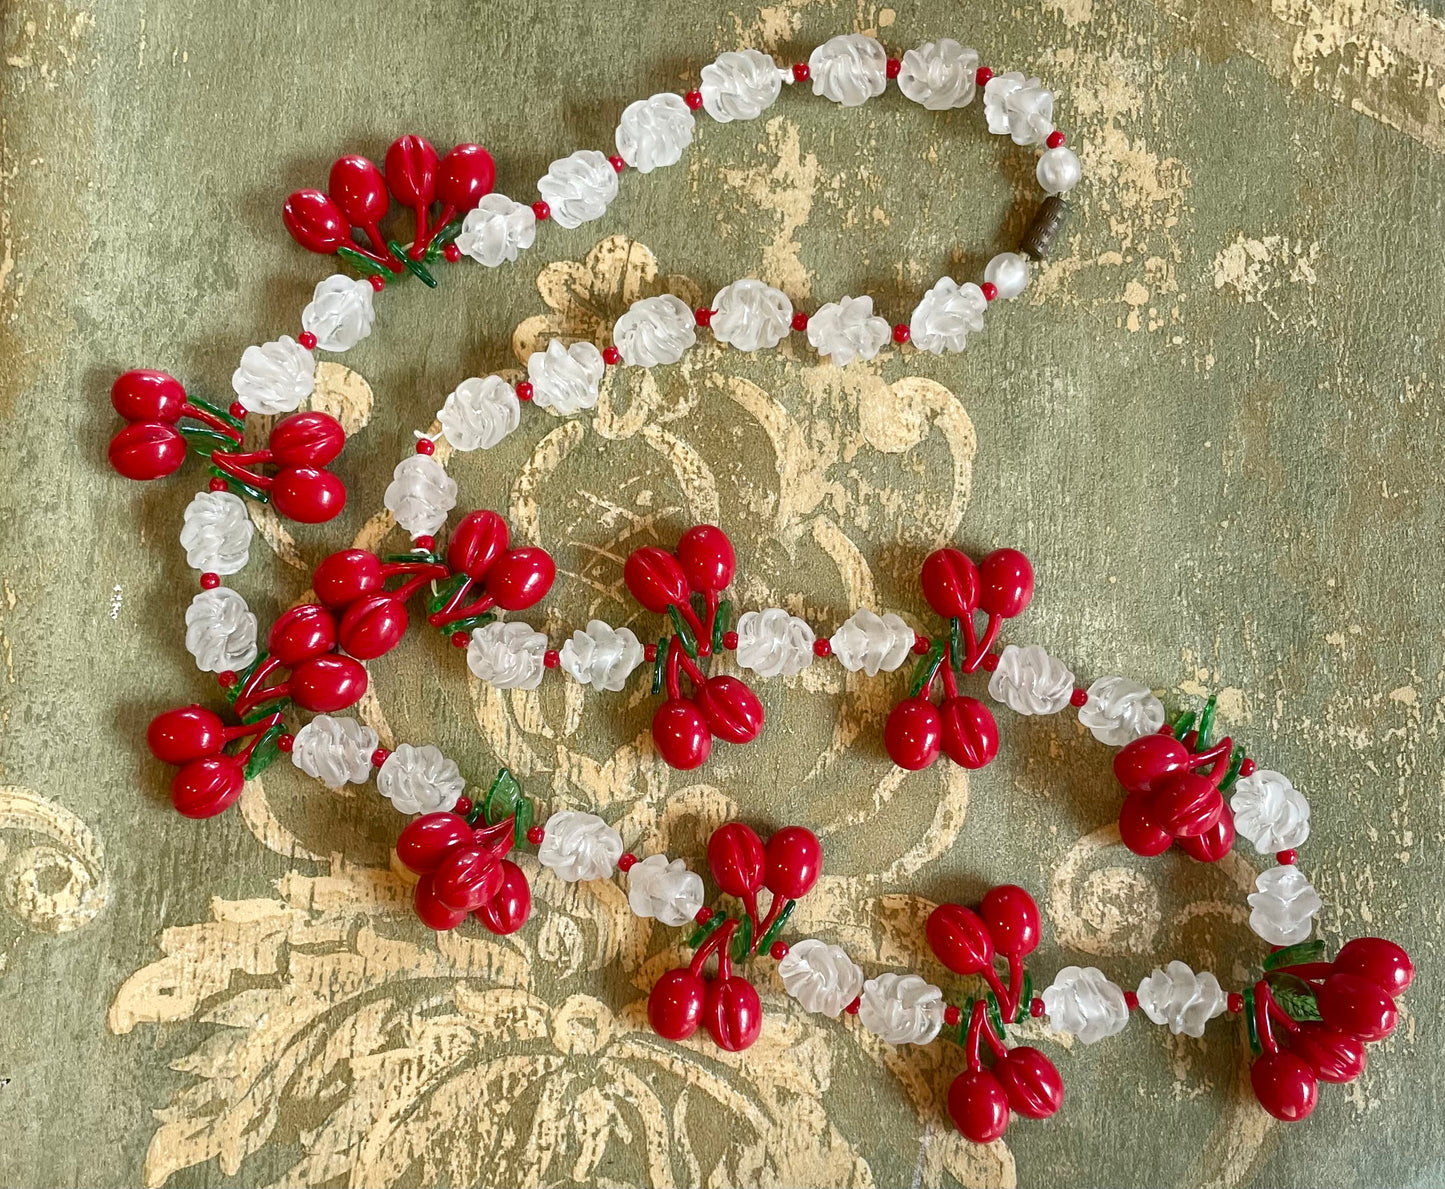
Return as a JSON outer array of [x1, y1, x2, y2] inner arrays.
[[1, 1, 1443, 1186]]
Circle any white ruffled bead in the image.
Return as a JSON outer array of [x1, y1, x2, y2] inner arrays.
[[627, 854, 705, 927], [1078, 676, 1166, 746], [613, 294, 697, 367], [467, 621, 548, 691], [987, 644, 1076, 715], [537, 150, 618, 229], [1042, 966, 1130, 1044], [384, 453, 457, 538], [527, 339, 605, 416], [438, 376, 520, 452], [830, 609, 913, 677], [184, 587, 258, 673], [179, 491, 253, 575], [301, 275, 376, 353], [231, 335, 315, 415], [700, 49, 784, 122], [808, 34, 888, 107], [984, 252, 1030, 300], [857, 973, 945, 1045], [897, 39, 978, 110], [615, 92, 695, 173], [558, 620, 645, 693], [1230, 770, 1311, 854], [983, 72, 1054, 146], [1036, 146, 1082, 195], [734, 608, 815, 679], [455, 193, 537, 267], [1248, 864, 1321, 946], [710, 279, 793, 352], [778, 939, 865, 1018], [376, 743, 466, 815], [290, 715, 378, 789], [537, 811, 624, 882], [807, 295, 891, 366], [1136, 961, 1227, 1038], [908, 278, 987, 355]]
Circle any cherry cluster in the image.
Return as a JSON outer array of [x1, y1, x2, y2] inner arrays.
[[1248, 936, 1413, 1122], [884, 547, 1035, 771], [926, 886, 1063, 1144], [625, 526, 763, 770], [145, 705, 286, 819], [107, 369, 349, 523], [647, 823, 822, 1051], [284, 136, 495, 279], [396, 806, 532, 935]]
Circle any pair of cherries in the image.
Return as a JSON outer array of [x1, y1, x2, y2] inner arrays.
[[284, 136, 495, 269], [146, 705, 285, 818], [647, 823, 822, 1052], [1113, 728, 1237, 862], [395, 809, 532, 935]]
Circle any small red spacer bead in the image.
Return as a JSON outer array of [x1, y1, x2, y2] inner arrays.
[[515, 381, 534, 402], [643, 643, 659, 662], [618, 852, 638, 873], [371, 748, 391, 767], [723, 630, 739, 650], [791, 310, 809, 332], [217, 670, 238, 688], [200, 572, 220, 590], [1030, 996, 1045, 1018], [608, 154, 626, 173], [892, 323, 910, 344], [1240, 757, 1257, 777], [912, 634, 929, 655], [980, 651, 1000, 671], [813, 638, 832, 658], [443, 242, 462, 263], [695, 307, 714, 327], [454, 795, 473, 817], [769, 940, 790, 961], [944, 1004, 962, 1027], [450, 631, 470, 648], [415, 535, 436, 552], [415, 437, 435, 455], [684, 88, 704, 110], [1124, 990, 1139, 1011], [298, 331, 318, 350], [368, 274, 385, 292], [976, 66, 993, 87], [886, 58, 902, 79], [532, 200, 551, 221], [845, 996, 861, 1015], [1276, 849, 1298, 866], [208, 477, 229, 493], [980, 282, 999, 302], [694, 905, 713, 924], [277, 732, 294, 753], [543, 649, 560, 668], [792, 62, 810, 82], [228, 401, 247, 420], [602, 345, 622, 366], [1227, 992, 1245, 1014], [527, 824, 546, 846], [1071, 688, 1089, 708], [1046, 130, 1066, 149]]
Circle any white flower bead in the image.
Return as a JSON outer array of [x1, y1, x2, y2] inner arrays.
[[376, 743, 465, 816], [1036, 146, 1082, 195], [908, 278, 987, 355], [615, 92, 695, 174], [984, 252, 1031, 301], [734, 608, 815, 678], [179, 491, 253, 575], [988, 644, 1076, 715], [1042, 966, 1130, 1044], [808, 34, 888, 107], [455, 193, 536, 267], [1231, 770, 1311, 854], [527, 339, 605, 416], [467, 621, 548, 691], [1248, 865, 1322, 946], [438, 376, 520, 452], [627, 854, 705, 927], [300, 274, 376, 353], [230, 335, 314, 415], [858, 973, 945, 1045], [807, 295, 892, 366], [710, 279, 793, 352], [897, 39, 978, 110], [1078, 676, 1166, 747], [830, 609, 914, 677], [558, 620, 645, 693], [613, 294, 697, 367], [184, 587, 258, 673], [290, 715, 378, 789], [384, 453, 457, 538], [537, 149, 618, 230], [778, 939, 865, 1018], [1136, 961, 1227, 1038], [983, 72, 1055, 146], [537, 811, 624, 882], [700, 49, 783, 122]]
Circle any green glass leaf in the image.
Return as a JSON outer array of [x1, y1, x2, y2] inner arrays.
[[438, 612, 495, 638], [186, 394, 245, 433], [667, 605, 698, 657], [224, 653, 267, 706], [484, 768, 523, 826], [688, 910, 726, 949], [336, 245, 399, 279], [1219, 744, 1247, 793], [1171, 709, 1196, 739], [1013, 970, 1034, 1024], [383, 549, 441, 566], [712, 599, 732, 655], [428, 218, 464, 254], [242, 722, 286, 779], [730, 914, 754, 963], [207, 465, 269, 504], [985, 991, 1009, 1040], [1271, 984, 1323, 1024], [1196, 694, 1218, 749], [1243, 986, 1261, 1056], [389, 240, 439, 288], [907, 640, 946, 699], [651, 635, 667, 696], [949, 998, 975, 1047], [1263, 940, 1326, 971], [426, 572, 471, 618], [239, 698, 288, 723], [756, 898, 795, 954], [511, 795, 534, 846], [949, 617, 963, 674]]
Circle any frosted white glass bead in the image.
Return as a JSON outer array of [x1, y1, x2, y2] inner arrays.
[[734, 608, 815, 678], [537, 150, 619, 229], [558, 620, 645, 692], [230, 335, 314, 415], [384, 453, 456, 538], [710, 279, 793, 352], [897, 39, 978, 110], [301, 275, 376, 353], [1135, 961, 1227, 1038], [455, 193, 536, 267], [858, 973, 945, 1045], [1231, 770, 1311, 853], [830, 609, 914, 677], [437, 376, 520, 452], [527, 339, 605, 416], [466, 621, 548, 691], [1042, 966, 1130, 1044], [627, 854, 705, 927], [537, 811, 624, 882], [778, 939, 865, 1018], [1247, 865, 1322, 946], [290, 715, 378, 789], [807, 295, 891, 366], [809, 34, 888, 107], [908, 278, 987, 355], [983, 72, 1054, 146], [376, 743, 465, 815], [984, 251, 1031, 300], [1036, 146, 1082, 195], [615, 92, 695, 174], [179, 491, 253, 575], [613, 294, 697, 367], [700, 49, 784, 122], [1078, 676, 1165, 746], [987, 643, 1075, 715], [184, 587, 258, 674]]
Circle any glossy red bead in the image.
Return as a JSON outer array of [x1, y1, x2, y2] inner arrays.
[[432, 845, 506, 912], [994, 1046, 1064, 1119], [602, 345, 622, 365], [474, 859, 532, 934], [944, 1005, 962, 1027], [450, 630, 469, 648], [443, 242, 462, 263], [948, 1069, 1010, 1143], [980, 651, 999, 671], [209, 477, 229, 492], [267, 602, 337, 667], [921, 548, 981, 619], [1123, 990, 1139, 1010], [980, 884, 1041, 957], [652, 698, 712, 769], [607, 154, 626, 173], [977, 548, 1035, 619], [516, 380, 534, 400], [723, 630, 739, 650], [1030, 997, 1045, 1018], [886, 57, 902, 79], [1334, 936, 1414, 998], [884, 697, 942, 770], [525, 824, 544, 845], [485, 546, 556, 611], [643, 644, 659, 662], [270, 465, 347, 524], [170, 755, 246, 818], [1113, 733, 1191, 795], [648, 968, 708, 1039], [705, 975, 763, 1051], [111, 369, 187, 423], [328, 154, 390, 225], [676, 524, 736, 593], [892, 323, 910, 344], [371, 748, 391, 767], [368, 274, 385, 292], [228, 401, 247, 419], [216, 670, 238, 688], [1240, 757, 1257, 777], [1118, 790, 1173, 856], [277, 733, 294, 752], [792, 63, 810, 82], [1290, 1022, 1367, 1083], [384, 135, 439, 208], [812, 637, 831, 658], [147, 705, 226, 765], [200, 572, 220, 590], [975, 66, 994, 87], [617, 852, 637, 872], [913, 634, 930, 655], [926, 903, 995, 975], [625, 545, 691, 613], [437, 143, 497, 211], [981, 282, 999, 302], [338, 593, 408, 660], [268, 410, 346, 467], [1046, 130, 1066, 149], [1250, 1050, 1318, 1122], [764, 826, 822, 899], [288, 654, 368, 714], [542, 649, 559, 669], [708, 822, 766, 898], [1149, 772, 1224, 838], [1070, 687, 1088, 707], [415, 436, 434, 455], [684, 89, 704, 110], [769, 940, 789, 960], [1177, 803, 1235, 862], [1317, 972, 1398, 1042], [1276, 848, 1297, 866], [531, 200, 550, 221], [414, 874, 471, 930], [453, 795, 473, 817], [313, 549, 384, 608], [1227, 992, 1245, 1013], [446, 509, 510, 581], [109, 421, 186, 481], [298, 331, 318, 350], [695, 307, 713, 327], [695, 675, 764, 744], [940, 696, 999, 769], [791, 310, 809, 332], [282, 188, 351, 254], [694, 905, 712, 924], [396, 811, 474, 874]]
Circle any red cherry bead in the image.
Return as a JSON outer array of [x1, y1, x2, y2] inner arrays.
[[298, 331, 318, 350], [676, 524, 737, 592], [948, 1069, 1010, 1144], [1114, 733, 1191, 795], [1070, 687, 1088, 707], [268, 602, 338, 667], [791, 310, 809, 332], [695, 307, 713, 327], [1118, 790, 1173, 856], [328, 154, 390, 225], [200, 572, 220, 589], [708, 823, 766, 898], [684, 89, 704, 110], [885, 57, 901, 79], [269, 410, 346, 467], [980, 884, 1041, 957], [625, 545, 691, 613], [892, 323, 910, 344], [1177, 803, 1235, 862], [313, 550, 383, 607], [371, 748, 390, 767], [885, 697, 942, 770], [271, 465, 347, 524], [1334, 936, 1414, 998], [147, 705, 226, 766], [446, 509, 509, 580], [171, 755, 246, 818], [704, 975, 763, 1051], [1250, 1050, 1318, 1122], [1149, 771, 1224, 838], [764, 825, 822, 899], [813, 638, 831, 658], [282, 189, 351, 255], [926, 903, 995, 975], [1317, 972, 1398, 1042], [415, 437, 434, 455], [485, 546, 557, 611], [695, 675, 764, 744], [649, 968, 707, 1039], [994, 1047, 1064, 1120], [433, 846, 506, 912], [769, 940, 789, 961], [396, 812, 474, 874], [209, 477, 229, 492], [944, 1005, 962, 1027], [981, 281, 999, 302], [940, 696, 999, 769], [338, 593, 409, 660], [792, 63, 810, 82], [1046, 130, 1066, 149], [414, 874, 470, 931], [652, 698, 712, 769], [443, 242, 462, 263], [108, 421, 186, 481], [384, 135, 439, 208], [975, 66, 994, 87], [437, 143, 496, 211], [111, 369, 188, 422], [921, 548, 981, 619], [290, 654, 369, 713], [618, 852, 638, 872], [1290, 1022, 1367, 1084], [474, 860, 532, 934], [723, 630, 739, 650], [978, 548, 1035, 619]]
